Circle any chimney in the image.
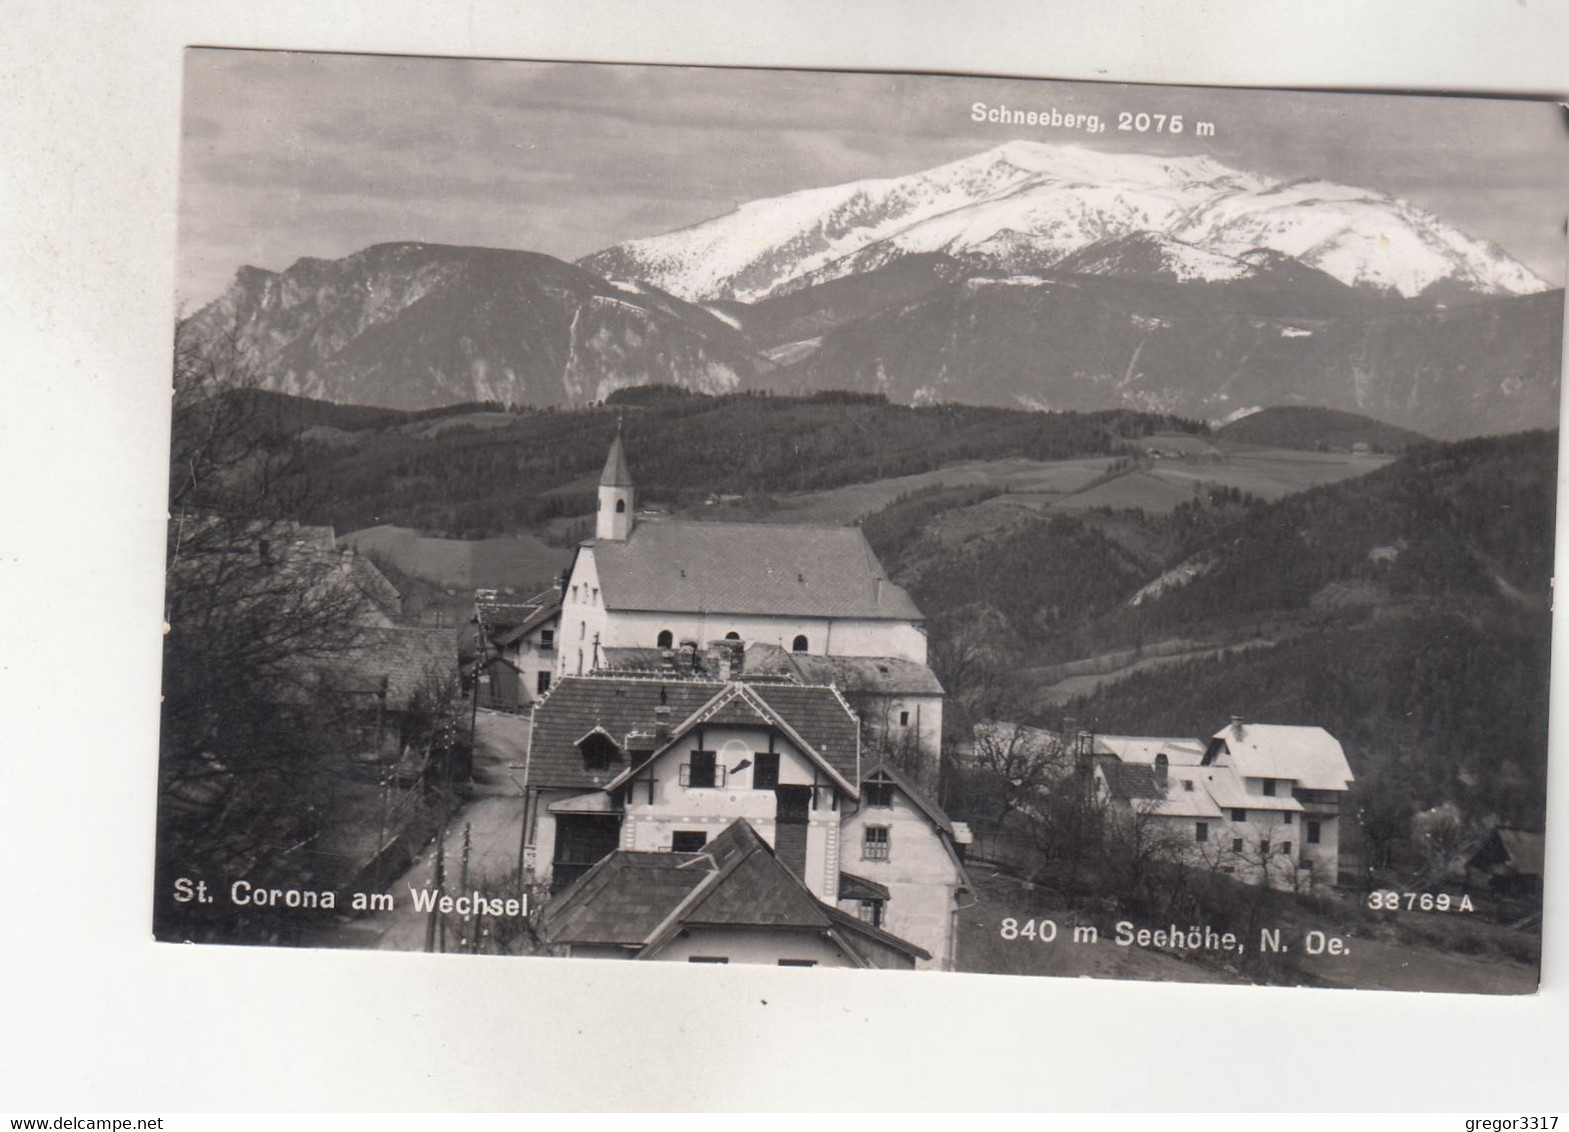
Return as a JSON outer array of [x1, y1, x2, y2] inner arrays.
[[1231, 714, 1245, 736], [653, 704, 672, 739]]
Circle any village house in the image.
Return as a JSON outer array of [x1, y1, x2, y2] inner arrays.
[[537, 818, 929, 968], [1090, 719, 1355, 889], [463, 588, 561, 711], [522, 667, 971, 968]]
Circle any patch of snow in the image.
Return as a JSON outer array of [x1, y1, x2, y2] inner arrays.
[[1279, 326, 1314, 338]]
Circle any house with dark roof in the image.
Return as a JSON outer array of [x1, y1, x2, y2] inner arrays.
[[462, 588, 562, 711], [538, 818, 929, 968], [557, 431, 930, 684], [524, 673, 864, 899], [1466, 827, 1546, 897]]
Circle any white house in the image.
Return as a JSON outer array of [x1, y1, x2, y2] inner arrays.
[[1091, 720, 1354, 888], [523, 670, 972, 968], [838, 761, 972, 970]]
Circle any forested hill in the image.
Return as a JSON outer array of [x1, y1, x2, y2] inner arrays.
[[1216, 406, 1428, 453], [858, 428, 1558, 829], [252, 385, 1203, 538]]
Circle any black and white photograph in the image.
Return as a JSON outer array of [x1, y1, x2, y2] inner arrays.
[[154, 49, 1566, 995]]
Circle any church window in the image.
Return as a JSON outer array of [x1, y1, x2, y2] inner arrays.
[[792, 634, 809, 653], [657, 629, 673, 649]]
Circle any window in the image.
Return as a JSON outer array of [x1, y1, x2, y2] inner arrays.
[[591, 587, 599, 604], [898, 710, 910, 727], [864, 782, 894, 809], [688, 956, 728, 964], [1182, 780, 1194, 792], [863, 826, 890, 861], [657, 629, 673, 649], [725, 631, 741, 641], [671, 831, 708, 853], [682, 750, 719, 788], [536, 671, 551, 695], [539, 629, 554, 650], [792, 634, 809, 653], [777, 959, 816, 968], [1260, 839, 1270, 855], [1232, 838, 1244, 854], [1281, 841, 1292, 856], [1263, 779, 1276, 797], [615, 499, 626, 513], [576, 649, 583, 675], [1195, 822, 1209, 843], [1231, 808, 1246, 822], [1308, 821, 1322, 845], [571, 584, 578, 601], [1283, 811, 1293, 825], [579, 621, 585, 639], [753, 751, 780, 790], [857, 900, 884, 929]]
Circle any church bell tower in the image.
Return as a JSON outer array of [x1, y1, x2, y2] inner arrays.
[[596, 425, 635, 541]]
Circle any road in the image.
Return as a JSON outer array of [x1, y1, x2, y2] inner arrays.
[[320, 709, 535, 952]]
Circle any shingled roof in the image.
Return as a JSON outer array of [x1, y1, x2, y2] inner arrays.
[[541, 819, 929, 964], [1096, 760, 1164, 802], [786, 653, 944, 696], [586, 519, 923, 620], [526, 677, 720, 792], [526, 676, 861, 792]]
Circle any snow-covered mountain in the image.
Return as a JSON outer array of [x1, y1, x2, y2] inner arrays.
[[579, 140, 1548, 303]]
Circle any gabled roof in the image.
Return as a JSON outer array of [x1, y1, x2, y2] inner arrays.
[[537, 851, 710, 947], [1204, 722, 1354, 791], [540, 818, 930, 964], [602, 681, 860, 795], [527, 677, 721, 791], [859, 760, 971, 892], [584, 519, 923, 621], [494, 599, 561, 648], [863, 759, 954, 837], [527, 676, 860, 793]]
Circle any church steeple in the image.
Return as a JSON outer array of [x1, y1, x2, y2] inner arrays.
[[596, 424, 635, 541]]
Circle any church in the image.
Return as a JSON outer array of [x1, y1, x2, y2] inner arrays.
[[556, 430, 943, 780]]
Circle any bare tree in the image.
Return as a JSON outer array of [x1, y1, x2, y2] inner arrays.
[[155, 325, 377, 941]]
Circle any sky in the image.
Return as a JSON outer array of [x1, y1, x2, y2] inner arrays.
[[177, 49, 1569, 309]]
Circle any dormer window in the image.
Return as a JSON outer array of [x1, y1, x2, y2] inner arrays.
[[577, 729, 621, 771]]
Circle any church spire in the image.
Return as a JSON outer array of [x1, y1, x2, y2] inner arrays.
[[596, 423, 635, 540], [599, 421, 634, 489]]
